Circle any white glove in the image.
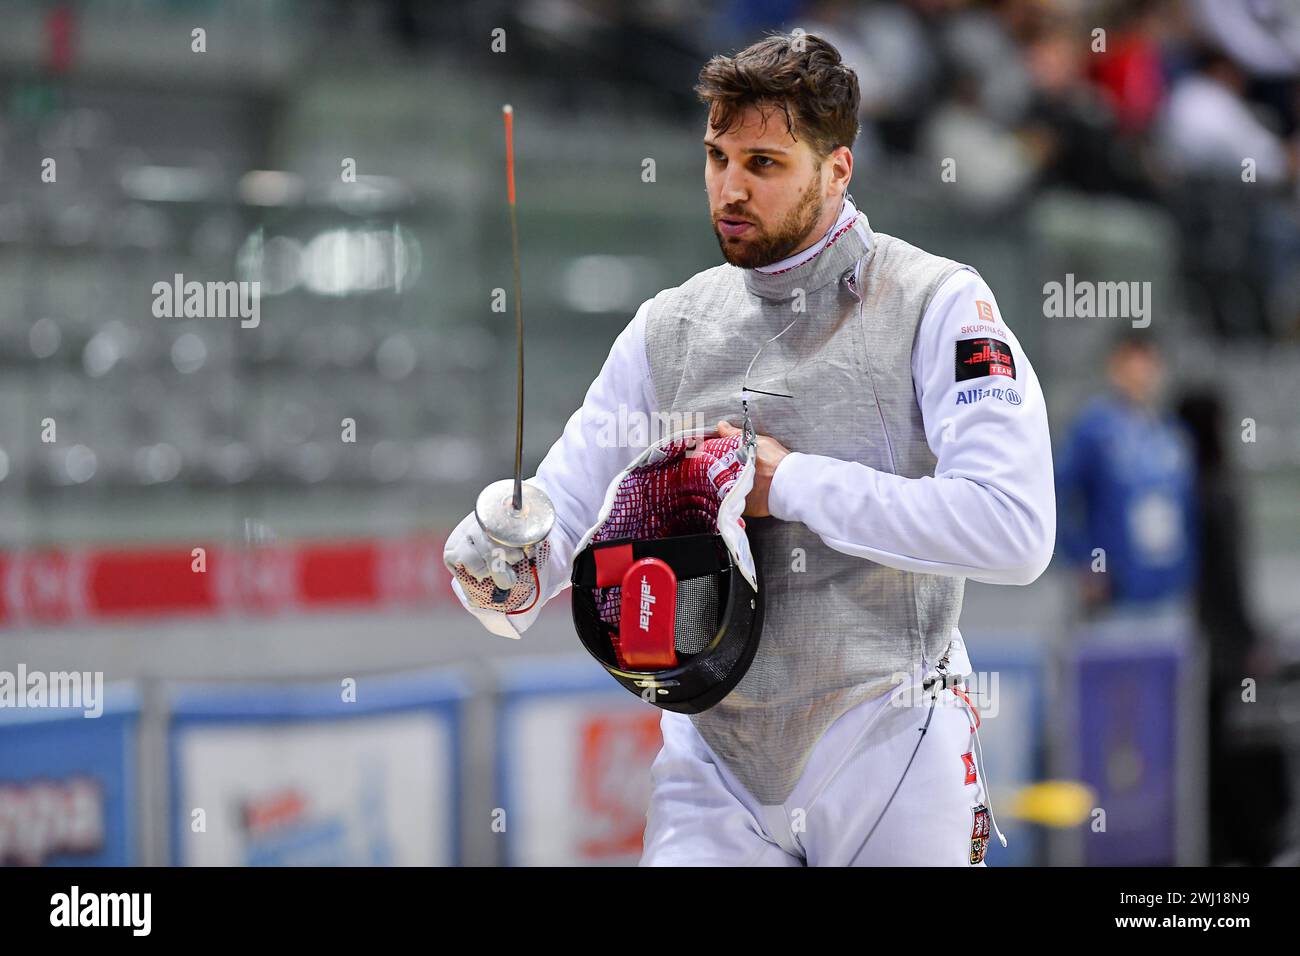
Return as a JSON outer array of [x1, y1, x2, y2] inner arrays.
[[443, 511, 549, 613], [444, 511, 524, 589]]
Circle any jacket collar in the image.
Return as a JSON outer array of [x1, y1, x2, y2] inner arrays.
[[741, 211, 873, 302]]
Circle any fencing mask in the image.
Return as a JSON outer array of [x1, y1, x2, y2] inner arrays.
[[570, 428, 763, 713]]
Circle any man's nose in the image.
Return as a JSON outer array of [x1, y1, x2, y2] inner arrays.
[[719, 168, 749, 205]]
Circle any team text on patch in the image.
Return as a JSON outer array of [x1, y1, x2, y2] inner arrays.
[[955, 337, 1016, 381]]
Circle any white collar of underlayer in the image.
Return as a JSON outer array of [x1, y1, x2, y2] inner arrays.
[[754, 194, 860, 275]]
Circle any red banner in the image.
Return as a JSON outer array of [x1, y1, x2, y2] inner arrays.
[[0, 535, 455, 627]]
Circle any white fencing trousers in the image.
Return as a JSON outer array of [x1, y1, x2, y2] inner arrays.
[[640, 643, 992, 866]]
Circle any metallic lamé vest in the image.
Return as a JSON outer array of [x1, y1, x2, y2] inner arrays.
[[643, 217, 968, 804]]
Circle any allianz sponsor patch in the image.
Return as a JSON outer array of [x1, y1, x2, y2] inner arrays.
[[955, 385, 1021, 406], [955, 337, 1016, 381], [970, 804, 991, 865]]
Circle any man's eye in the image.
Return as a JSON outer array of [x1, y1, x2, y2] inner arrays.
[[753, 156, 774, 168], [709, 149, 725, 162]]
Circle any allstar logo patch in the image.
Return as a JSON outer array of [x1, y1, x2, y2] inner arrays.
[[956, 337, 1017, 381]]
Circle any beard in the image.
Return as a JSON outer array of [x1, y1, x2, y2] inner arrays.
[[711, 170, 826, 269]]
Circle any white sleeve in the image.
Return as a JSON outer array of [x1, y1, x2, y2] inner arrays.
[[451, 298, 659, 636], [766, 269, 1056, 585]]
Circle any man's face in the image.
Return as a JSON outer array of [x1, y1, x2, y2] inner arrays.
[[704, 103, 840, 269], [1109, 345, 1163, 406]]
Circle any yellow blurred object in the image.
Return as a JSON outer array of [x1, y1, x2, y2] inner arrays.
[[1003, 781, 1096, 827]]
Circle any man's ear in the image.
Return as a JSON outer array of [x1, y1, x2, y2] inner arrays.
[[834, 145, 853, 190]]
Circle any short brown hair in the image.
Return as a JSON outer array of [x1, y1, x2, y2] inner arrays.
[[695, 32, 860, 161]]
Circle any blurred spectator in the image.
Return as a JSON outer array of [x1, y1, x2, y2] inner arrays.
[[1176, 387, 1292, 865], [1156, 43, 1295, 185], [1155, 41, 1300, 337], [938, 0, 1034, 127], [1088, 0, 1172, 136], [919, 67, 1037, 212], [1189, 0, 1300, 80], [1020, 18, 1154, 198], [1055, 334, 1197, 614]]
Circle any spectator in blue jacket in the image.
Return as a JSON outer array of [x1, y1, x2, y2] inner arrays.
[[1056, 334, 1197, 613]]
